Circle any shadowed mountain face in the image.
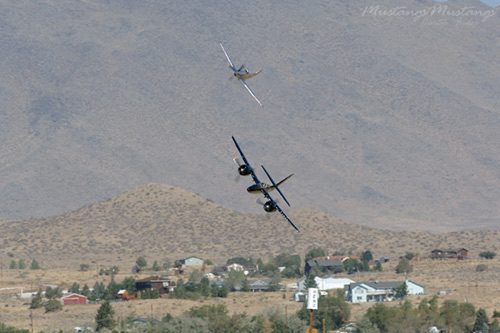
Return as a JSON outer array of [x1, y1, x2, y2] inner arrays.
[[1, 0, 499, 231]]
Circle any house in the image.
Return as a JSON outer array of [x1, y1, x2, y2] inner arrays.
[[178, 256, 204, 267], [247, 279, 282, 292], [431, 248, 468, 260], [117, 289, 136, 301], [294, 291, 306, 302], [226, 263, 244, 272], [135, 276, 175, 295], [305, 256, 345, 275], [62, 293, 87, 306], [334, 322, 359, 333], [297, 276, 355, 291], [345, 280, 425, 303]]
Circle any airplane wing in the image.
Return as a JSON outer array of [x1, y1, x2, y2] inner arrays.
[[260, 188, 300, 232], [220, 42, 236, 71], [232, 136, 261, 185], [238, 77, 263, 107]]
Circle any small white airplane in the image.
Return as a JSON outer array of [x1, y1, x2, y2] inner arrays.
[[220, 42, 263, 107]]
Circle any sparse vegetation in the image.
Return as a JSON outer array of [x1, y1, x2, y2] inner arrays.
[[395, 258, 413, 274], [479, 251, 496, 259]]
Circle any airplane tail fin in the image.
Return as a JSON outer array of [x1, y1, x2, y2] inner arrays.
[[261, 165, 292, 207], [251, 69, 263, 78]]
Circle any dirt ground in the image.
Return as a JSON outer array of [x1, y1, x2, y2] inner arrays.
[[2, 258, 500, 332]]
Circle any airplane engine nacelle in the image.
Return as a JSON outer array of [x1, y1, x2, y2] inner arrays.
[[264, 201, 276, 213], [238, 165, 251, 176]]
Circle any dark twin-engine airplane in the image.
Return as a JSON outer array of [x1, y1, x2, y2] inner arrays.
[[220, 42, 263, 107], [232, 136, 300, 232]]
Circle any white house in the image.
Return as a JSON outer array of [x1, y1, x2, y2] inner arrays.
[[346, 280, 425, 303], [178, 256, 204, 267], [226, 263, 244, 272], [297, 276, 355, 291]]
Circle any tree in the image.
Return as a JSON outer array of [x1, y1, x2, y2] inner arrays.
[[30, 290, 43, 309], [395, 258, 413, 274], [298, 290, 350, 331], [152, 260, 161, 271], [361, 250, 373, 262], [136, 256, 147, 268], [30, 259, 40, 270], [44, 299, 62, 313], [473, 308, 489, 332], [305, 248, 326, 263], [18, 259, 26, 269], [81, 284, 91, 298], [356, 315, 381, 333], [374, 261, 382, 272], [120, 276, 136, 294], [9, 260, 17, 269], [95, 301, 115, 331], [45, 287, 62, 299], [395, 283, 408, 299], [343, 258, 360, 274], [491, 318, 500, 331], [304, 274, 318, 289], [69, 282, 80, 294], [479, 251, 496, 259]]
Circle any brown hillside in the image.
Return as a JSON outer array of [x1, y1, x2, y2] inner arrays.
[[2, 183, 500, 269]]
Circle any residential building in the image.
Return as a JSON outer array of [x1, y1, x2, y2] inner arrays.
[[62, 293, 87, 305], [135, 276, 175, 295], [178, 256, 204, 267], [345, 280, 424, 303], [297, 276, 355, 291], [305, 256, 345, 275], [431, 248, 468, 260]]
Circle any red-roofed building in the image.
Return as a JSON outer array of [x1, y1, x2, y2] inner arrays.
[[62, 293, 87, 305]]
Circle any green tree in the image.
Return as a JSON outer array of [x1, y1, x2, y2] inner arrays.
[[105, 276, 120, 300], [361, 250, 373, 262], [227, 270, 246, 291], [152, 260, 161, 271], [30, 259, 40, 270], [298, 290, 350, 331], [374, 261, 382, 272], [44, 299, 62, 313], [81, 284, 91, 298], [120, 276, 136, 294], [479, 251, 496, 259], [305, 247, 326, 263], [200, 277, 210, 296], [395, 258, 413, 274], [304, 274, 318, 289], [18, 259, 26, 269], [491, 318, 500, 331], [343, 258, 360, 274], [95, 301, 115, 331], [395, 283, 408, 299], [473, 308, 489, 332], [30, 290, 43, 309], [136, 256, 147, 268], [9, 260, 17, 269], [69, 282, 80, 294], [227, 257, 250, 266], [356, 315, 381, 333], [45, 287, 62, 299]]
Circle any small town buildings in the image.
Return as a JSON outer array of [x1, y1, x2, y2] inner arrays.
[[177, 256, 204, 268], [297, 276, 355, 291], [345, 280, 425, 303], [226, 263, 244, 272], [62, 293, 87, 306], [135, 276, 175, 296], [431, 248, 468, 260], [294, 291, 306, 302], [117, 289, 136, 301], [305, 256, 345, 275]]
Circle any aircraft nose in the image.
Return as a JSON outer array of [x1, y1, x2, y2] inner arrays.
[[247, 184, 260, 193]]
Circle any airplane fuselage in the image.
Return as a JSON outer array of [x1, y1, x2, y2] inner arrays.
[[247, 183, 273, 193], [234, 71, 252, 80]]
